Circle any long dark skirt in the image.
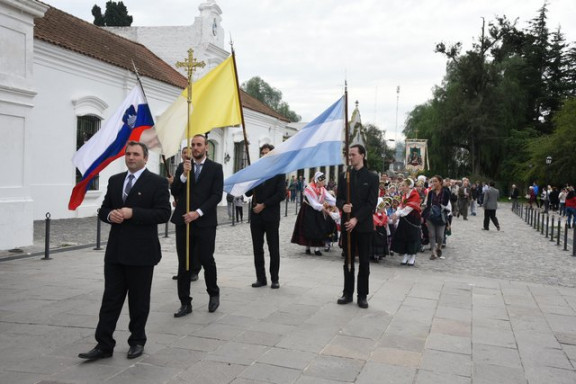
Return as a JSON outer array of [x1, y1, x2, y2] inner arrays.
[[372, 226, 388, 258], [391, 212, 421, 255], [291, 204, 327, 247]]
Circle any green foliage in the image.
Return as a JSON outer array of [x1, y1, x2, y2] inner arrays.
[[362, 124, 395, 173], [405, 6, 575, 187], [92, 1, 133, 27], [241, 77, 301, 122]]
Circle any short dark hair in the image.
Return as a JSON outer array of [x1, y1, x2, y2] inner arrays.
[[260, 144, 275, 152], [350, 144, 367, 167], [126, 141, 148, 158], [489, 181, 496, 187]]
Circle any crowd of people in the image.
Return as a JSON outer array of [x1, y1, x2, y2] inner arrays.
[[80, 138, 575, 362]]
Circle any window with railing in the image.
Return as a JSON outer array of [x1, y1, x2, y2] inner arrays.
[[75, 115, 101, 189]]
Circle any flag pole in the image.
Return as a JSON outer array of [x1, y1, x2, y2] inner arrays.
[[131, 60, 172, 178], [344, 81, 352, 273], [230, 38, 251, 166], [176, 49, 205, 271]]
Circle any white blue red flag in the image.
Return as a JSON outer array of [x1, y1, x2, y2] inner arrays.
[[68, 85, 155, 210], [224, 96, 345, 196]]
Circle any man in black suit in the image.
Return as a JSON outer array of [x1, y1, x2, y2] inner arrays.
[[245, 144, 286, 289], [171, 134, 223, 316], [79, 141, 171, 360], [336, 144, 379, 309]]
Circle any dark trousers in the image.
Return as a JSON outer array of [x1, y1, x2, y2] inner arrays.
[[175, 224, 219, 305], [483, 209, 500, 229], [341, 230, 372, 298], [95, 263, 154, 352], [235, 206, 243, 221], [250, 216, 280, 283]]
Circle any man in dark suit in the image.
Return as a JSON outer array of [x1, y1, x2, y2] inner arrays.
[[336, 144, 379, 309], [482, 181, 500, 231], [171, 134, 223, 317], [79, 141, 171, 360], [245, 144, 286, 289]]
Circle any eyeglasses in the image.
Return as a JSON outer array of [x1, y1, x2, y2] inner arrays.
[[318, 176, 326, 181]]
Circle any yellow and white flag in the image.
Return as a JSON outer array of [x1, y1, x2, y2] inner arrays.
[[155, 55, 242, 157]]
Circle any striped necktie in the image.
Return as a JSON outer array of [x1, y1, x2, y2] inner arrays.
[[123, 174, 134, 202]]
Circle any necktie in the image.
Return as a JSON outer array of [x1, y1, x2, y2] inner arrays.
[[123, 174, 134, 202], [194, 163, 202, 181]]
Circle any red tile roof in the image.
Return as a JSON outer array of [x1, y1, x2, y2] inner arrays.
[[34, 5, 290, 122]]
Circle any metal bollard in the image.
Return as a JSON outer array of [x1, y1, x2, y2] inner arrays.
[[94, 209, 103, 250], [536, 210, 540, 231], [572, 225, 576, 256], [541, 213, 545, 235], [557, 218, 561, 246], [43, 212, 52, 260], [545, 215, 549, 237], [164, 221, 169, 238], [550, 215, 555, 241], [232, 208, 235, 226], [285, 197, 288, 217], [564, 222, 569, 251]]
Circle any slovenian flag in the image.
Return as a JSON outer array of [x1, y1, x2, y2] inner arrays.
[[68, 85, 155, 210], [224, 96, 345, 196]]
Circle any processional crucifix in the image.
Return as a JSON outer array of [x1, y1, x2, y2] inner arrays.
[[175, 48, 205, 271]]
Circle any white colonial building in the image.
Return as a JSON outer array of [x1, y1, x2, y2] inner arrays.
[[0, 0, 296, 250]]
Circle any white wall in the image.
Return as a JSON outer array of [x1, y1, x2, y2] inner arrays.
[[29, 41, 182, 221]]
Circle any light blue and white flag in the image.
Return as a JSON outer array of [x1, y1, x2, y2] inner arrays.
[[224, 96, 345, 196]]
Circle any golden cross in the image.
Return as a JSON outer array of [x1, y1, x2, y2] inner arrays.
[[175, 48, 206, 101]]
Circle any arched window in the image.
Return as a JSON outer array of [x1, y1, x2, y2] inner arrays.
[[207, 140, 216, 160]]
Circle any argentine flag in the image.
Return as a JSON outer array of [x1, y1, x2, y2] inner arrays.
[[224, 96, 345, 196]]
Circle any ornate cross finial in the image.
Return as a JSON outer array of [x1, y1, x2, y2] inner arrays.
[[176, 48, 206, 100]]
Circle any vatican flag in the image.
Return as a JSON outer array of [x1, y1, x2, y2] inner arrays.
[[155, 55, 243, 158]]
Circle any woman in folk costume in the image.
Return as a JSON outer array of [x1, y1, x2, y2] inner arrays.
[[390, 178, 422, 266], [372, 197, 390, 262], [291, 171, 336, 255]]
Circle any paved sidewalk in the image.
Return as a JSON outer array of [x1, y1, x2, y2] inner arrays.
[[1, 204, 576, 383]]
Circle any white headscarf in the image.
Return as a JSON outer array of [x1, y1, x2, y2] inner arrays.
[[313, 171, 325, 183]]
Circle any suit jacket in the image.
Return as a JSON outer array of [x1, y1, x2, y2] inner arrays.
[[245, 174, 286, 222], [170, 158, 224, 228], [98, 169, 171, 266], [336, 167, 379, 233], [483, 187, 500, 210]]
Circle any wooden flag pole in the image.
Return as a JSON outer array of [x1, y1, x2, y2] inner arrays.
[[344, 82, 352, 273], [176, 49, 205, 271], [229, 40, 251, 167]]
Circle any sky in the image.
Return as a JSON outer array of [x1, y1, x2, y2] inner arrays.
[[44, 0, 575, 141]]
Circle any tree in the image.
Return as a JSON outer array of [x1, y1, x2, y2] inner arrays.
[[241, 77, 301, 122], [92, 1, 133, 27]]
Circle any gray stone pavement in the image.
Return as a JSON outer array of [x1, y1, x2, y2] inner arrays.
[[1, 202, 576, 383]]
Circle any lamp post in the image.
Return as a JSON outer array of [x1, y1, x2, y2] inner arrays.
[[384, 139, 395, 173]]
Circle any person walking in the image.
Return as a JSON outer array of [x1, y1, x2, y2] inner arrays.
[[390, 178, 422, 266], [233, 194, 245, 222], [510, 184, 520, 212], [78, 141, 171, 361], [482, 181, 500, 231], [336, 144, 379, 309], [246, 144, 286, 289], [171, 135, 223, 317], [457, 178, 471, 220], [291, 171, 336, 256], [424, 175, 450, 260]]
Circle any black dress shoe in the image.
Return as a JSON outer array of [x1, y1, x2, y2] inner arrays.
[[271, 282, 280, 289], [174, 304, 192, 318], [172, 275, 178, 280], [314, 250, 322, 256], [78, 347, 112, 360], [190, 273, 199, 281], [127, 344, 144, 359], [337, 295, 353, 305], [251, 281, 267, 288], [357, 296, 369, 309], [305, 249, 312, 255], [208, 296, 220, 313]]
